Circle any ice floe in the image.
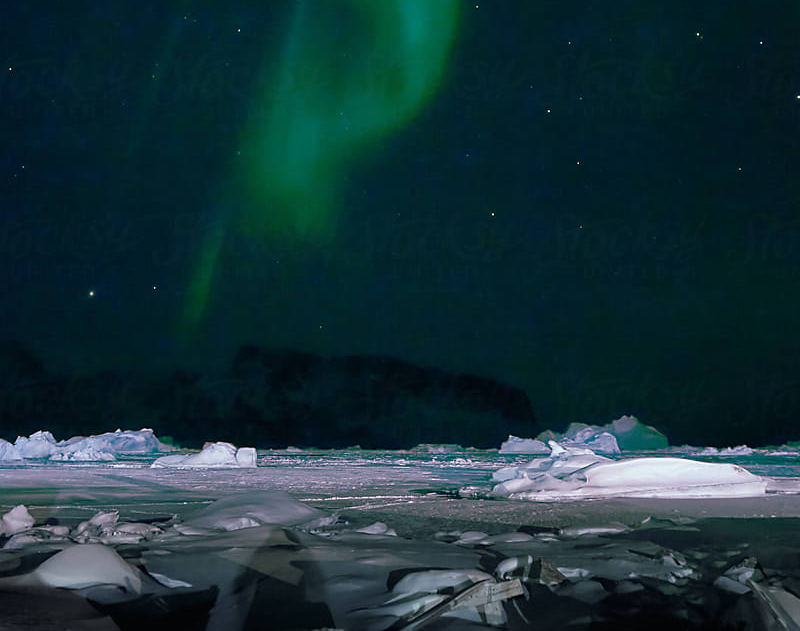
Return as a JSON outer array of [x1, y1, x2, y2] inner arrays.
[[498, 435, 550, 454]]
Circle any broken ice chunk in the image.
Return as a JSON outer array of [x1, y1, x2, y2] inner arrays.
[[391, 569, 494, 597], [453, 531, 489, 545], [27, 544, 142, 592], [723, 557, 761, 584], [1, 505, 34, 535], [714, 575, 752, 594], [73, 510, 119, 541], [235, 447, 257, 467], [355, 522, 397, 536]]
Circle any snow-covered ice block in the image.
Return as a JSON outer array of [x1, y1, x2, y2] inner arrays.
[[235, 447, 257, 468], [50, 443, 116, 461], [191, 442, 236, 467], [1, 505, 34, 535], [535, 423, 620, 454], [152, 441, 256, 468], [499, 435, 549, 454], [27, 544, 142, 592], [490, 441, 767, 500], [577, 430, 620, 455], [100, 428, 176, 454], [529, 425, 620, 454]]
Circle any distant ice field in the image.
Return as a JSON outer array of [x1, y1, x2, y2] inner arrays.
[[1, 446, 798, 527]]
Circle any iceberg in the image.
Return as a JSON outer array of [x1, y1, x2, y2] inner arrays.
[[490, 441, 767, 500], [0, 438, 23, 461], [522, 415, 668, 453], [54, 428, 175, 460], [607, 415, 668, 450], [15, 430, 58, 458], [85, 428, 176, 454], [3, 428, 176, 462]]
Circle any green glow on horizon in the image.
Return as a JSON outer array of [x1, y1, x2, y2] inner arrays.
[[181, 0, 460, 335]]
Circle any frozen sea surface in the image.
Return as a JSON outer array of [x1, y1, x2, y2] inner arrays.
[[0, 446, 799, 629]]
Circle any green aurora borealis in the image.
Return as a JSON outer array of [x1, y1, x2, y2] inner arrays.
[[183, 1, 461, 334]]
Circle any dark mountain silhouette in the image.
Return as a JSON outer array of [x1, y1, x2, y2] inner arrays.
[[0, 342, 540, 448]]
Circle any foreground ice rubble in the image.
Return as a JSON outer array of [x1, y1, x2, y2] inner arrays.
[[1, 490, 799, 630], [490, 440, 768, 500]]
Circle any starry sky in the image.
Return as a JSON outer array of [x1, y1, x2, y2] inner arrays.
[[3, 1, 800, 445]]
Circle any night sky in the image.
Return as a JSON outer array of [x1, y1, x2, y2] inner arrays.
[[3, 1, 800, 446]]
